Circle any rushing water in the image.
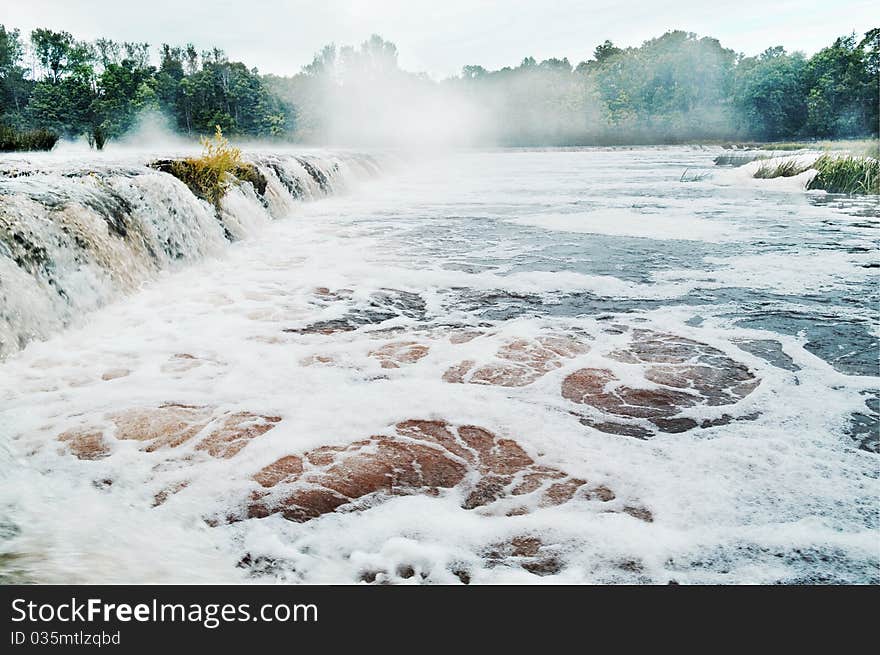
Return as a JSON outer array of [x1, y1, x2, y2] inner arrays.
[[0, 146, 877, 584]]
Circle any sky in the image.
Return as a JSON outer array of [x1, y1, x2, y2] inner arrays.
[[2, 0, 877, 78]]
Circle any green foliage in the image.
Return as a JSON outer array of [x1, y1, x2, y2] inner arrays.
[[0, 22, 877, 146], [806, 155, 879, 194], [30, 28, 75, 82], [174, 53, 288, 136], [751, 153, 879, 194], [733, 48, 808, 139], [0, 124, 58, 151], [92, 59, 158, 139], [803, 34, 878, 137], [21, 29, 98, 139], [0, 26, 32, 126], [28, 75, 95, 138], [0, 24, 289, 147], [594, 31, 737, 137]]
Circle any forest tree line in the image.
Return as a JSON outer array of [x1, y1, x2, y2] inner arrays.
[[0, 26, 877, 148]]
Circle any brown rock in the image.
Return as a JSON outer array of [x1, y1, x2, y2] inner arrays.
[[59, 405, 281, 458], [369, 341, 429, 369], [110, 403, 213, 451], [245, 420, 643, 525], [300, 354, 336, 366], [101, 368, 130, 381], [562, 330, 759, 436], [585, 485, 616, 502], [541, 478, 586, 506], [196, 413, 282, 459], [462, 475, 510, 509], [253, 455, 304, 487], [153, 481, 189, 506], [444, 334, 589, 387], [511, 469, 564, 495], [448, 330, 484, 344], [485, 536, 564, 576], [442, 360, 476, 384], [509, 536, 542, 557], [58, 429, 110, 460], [396, 419, 472, 461], [623, 506, 654, 522]]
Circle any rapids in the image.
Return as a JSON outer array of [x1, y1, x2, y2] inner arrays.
[[0, 146, 877, 584]]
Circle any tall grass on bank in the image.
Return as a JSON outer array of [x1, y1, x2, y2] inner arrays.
[[0, 124, 59, 152], [150, 126, 266, 207], [752, 153, 879, 194], [806, 154, 880, 194]]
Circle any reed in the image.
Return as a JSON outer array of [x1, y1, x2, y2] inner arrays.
[[806, 154, 880, 194], [753, 159, 810, 179]]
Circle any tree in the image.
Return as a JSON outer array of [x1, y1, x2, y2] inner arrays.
[[803, 33, 877, 137], [92, 58, 158, 139], [4, 24, 878, 146], [30, 29, 76, 82], [178, 57, 285, 136], [733, 47, 808, 139], [593, 31, 737, 138], [461, 65, 487, 80], [0, 25, 33, 124], [94, 38, 120, 69]]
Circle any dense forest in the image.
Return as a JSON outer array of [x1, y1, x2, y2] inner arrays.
[[0, 26, 877, 149]]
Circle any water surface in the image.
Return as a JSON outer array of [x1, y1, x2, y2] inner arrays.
[[0, 147, 877, 584]]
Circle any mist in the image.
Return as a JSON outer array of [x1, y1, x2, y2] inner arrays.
[[265, 29, 877, 148], [1, 25, 877, 151], [113, 110, 193, 150]]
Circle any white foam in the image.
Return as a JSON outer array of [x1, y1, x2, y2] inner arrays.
[[0, 146, 876, 584]]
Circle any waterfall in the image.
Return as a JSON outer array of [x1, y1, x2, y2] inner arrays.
[[0, 151, 382, 359]]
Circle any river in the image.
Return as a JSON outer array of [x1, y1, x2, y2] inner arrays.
[[0, 146, 877, 583]]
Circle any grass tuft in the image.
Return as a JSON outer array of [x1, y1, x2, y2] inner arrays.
[[806, 155, 879, 194], [0, 124, 59, 152], [753, 159, 811, 179], [150, 126, 266, 206]]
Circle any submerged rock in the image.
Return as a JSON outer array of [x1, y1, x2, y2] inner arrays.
[[563, 330, 759, 437], [443, 334, 589, 387], [484, 536, 564, 576], [57, 429, 110, 460], [848, 391, 879, 453], [732, 338, 800, 372], [369, 341, 430, 368], [58, 404, 281, 459], [245, 419, 648, 524], [285, 287, 427, 334], [100, 368, 131, 381]]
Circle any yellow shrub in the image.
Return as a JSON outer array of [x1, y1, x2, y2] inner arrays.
[[151, 126, 267, 207], [172, 126, 243, 206]]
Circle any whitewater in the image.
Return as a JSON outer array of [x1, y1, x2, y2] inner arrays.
[[0, 146, 877, 584]]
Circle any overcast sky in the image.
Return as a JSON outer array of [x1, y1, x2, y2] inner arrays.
[[2, 0, 877, 78]]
